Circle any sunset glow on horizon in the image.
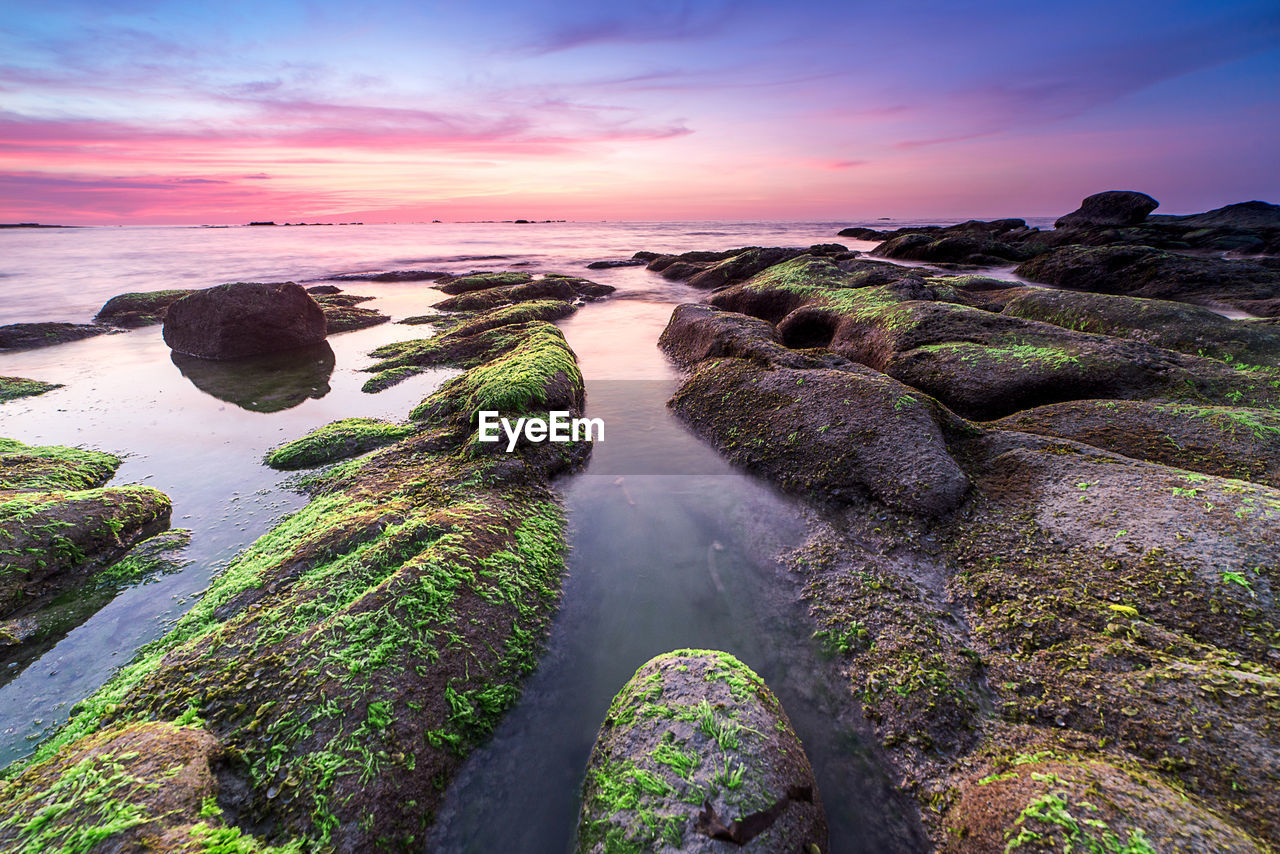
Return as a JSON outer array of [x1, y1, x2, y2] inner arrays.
[[2, 0, 1277, 225]]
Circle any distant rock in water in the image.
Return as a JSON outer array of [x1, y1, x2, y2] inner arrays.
[[577, 649, 827, 853], [585, 258, 646, 269], [305, 284, 343, 294], [162, 281, 327, 360], [0, 322, 112, 350], [171, 342, 334, 412], [1055, 190, 1159, 228]]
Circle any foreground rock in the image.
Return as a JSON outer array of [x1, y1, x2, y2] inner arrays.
[[162, 282, 327, 359], [578, 649, 827, 853], [0, 376, 61, 403], [265, 417, 414, 469], [1, 304, 593, 851], [0, 322, 112, 350], [95, 290, 195, 326], [660, 248, 1280, 850]]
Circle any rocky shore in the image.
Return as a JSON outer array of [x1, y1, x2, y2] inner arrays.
[[657, 191, 1280, 851]]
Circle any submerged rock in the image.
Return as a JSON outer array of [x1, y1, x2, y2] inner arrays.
[[1055, 190, 1159, 228], [585, 258, 646, 269], [0, 376, 61, 403], [577, 649, 827, 854], [95, 289, 196, 327], [0, 322, 112, 350], [171, 342, 335, 412], [162, 281, 327, 359], [311, 292, 390, 333]]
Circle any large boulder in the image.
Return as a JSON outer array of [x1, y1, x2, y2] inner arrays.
[[577, 649, 827, 853], [162, 281, 327, 360], [1055, 190, 1159, 228]]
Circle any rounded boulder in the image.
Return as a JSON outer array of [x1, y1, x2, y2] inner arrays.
[[162, 281, 327, 360]]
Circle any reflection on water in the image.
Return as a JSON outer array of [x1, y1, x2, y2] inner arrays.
[[171, 343, 335, 412]]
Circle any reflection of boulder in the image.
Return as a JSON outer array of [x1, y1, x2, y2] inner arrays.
[[171, 342, 335, 412]]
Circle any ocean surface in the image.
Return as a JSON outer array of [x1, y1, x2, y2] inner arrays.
[[0, 220, 1050, 852]]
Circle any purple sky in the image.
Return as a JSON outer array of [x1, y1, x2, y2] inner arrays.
[[2, 0, 1277, 223]]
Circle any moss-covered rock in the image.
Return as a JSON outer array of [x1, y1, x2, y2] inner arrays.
[[434, 276, 604, 311], [1, 530, 191, 681], [0, 322, 113, 350], [992, 399, 1280, 487], [0, 437, 121, 491], [1000, 287, 1280, 366], [312, 293, 390, 333], [436, 271, 534, 294], [0, 720, 298, 854], [668, 358, 970, 516], [264, 417, 414, 470], [0, 486, 172, 618], [577, 649, 827, 854], [3, 304, 592, 851], [95, 290, 196, 327], [0, 376, 62, 403], [1013, 245, 1280, 308]]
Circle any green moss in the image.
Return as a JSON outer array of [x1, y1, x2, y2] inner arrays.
[[0, 438, 121, 491], [1005, 790, 1156, 853], [409, 322, 581, 424], [0, 377, 62, 403], [264, 417, 414, 470]]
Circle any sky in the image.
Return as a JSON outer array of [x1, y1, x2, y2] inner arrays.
[[1, 0, 1277, 224]]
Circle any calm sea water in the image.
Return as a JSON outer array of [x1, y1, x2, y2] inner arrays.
[[0, 220, 1028, 851]]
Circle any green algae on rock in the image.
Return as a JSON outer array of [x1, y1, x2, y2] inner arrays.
[[0, 438, 120, 491], [264, 417, 414, 470], [659, 248, 1280, 850], [0, 377, 62, 404], [577, 649, 827, 854], [2, 305, 592, 852], [95, 289, 197, 327]]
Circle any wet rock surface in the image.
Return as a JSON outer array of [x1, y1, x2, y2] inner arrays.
[[659, 232, 1280, 850], [95, 290, 196, 327], [0, 376, 61, 403], [0, 322, 114, 350], [1054, 190, 1159, 228], [162, 281, 327, 359], [0, 296, 594, 852], [577, 649, 827, 854]]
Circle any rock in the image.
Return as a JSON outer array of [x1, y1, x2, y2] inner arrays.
[[1, 529, 191, 680], [436, 271, 534, 295], [162, 282, 327, 360], [0, 376, 61, 402], [1160, 200, 1280, 230], [667, 355, 970, 516], [367, 302, 580, 392], [0, 722, 249, 853], [306, 284, 343, 294], [991, 399, 1280, 488], [658, 304, 849, 371], [872, 233, 1028, 265], [4, 306, 592, 852], [1014, 245, 1280, 307], [0, 439, 171, 619], [171, 343, 334, 412], [1000, 287, 1280, 365], [1055, 190, 1159, 228], [434, 276, 612, 312], [577, 649, 827, 854], [265, 417, 414, 469], [326, 269, 449, 282], [837, 226, 888, 240], [0, 322, 113, 349], [685, 247, 806, 290], [311, 293, 390, 333], [95, 289, 196, 327], [585, 258, 646, 269]]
